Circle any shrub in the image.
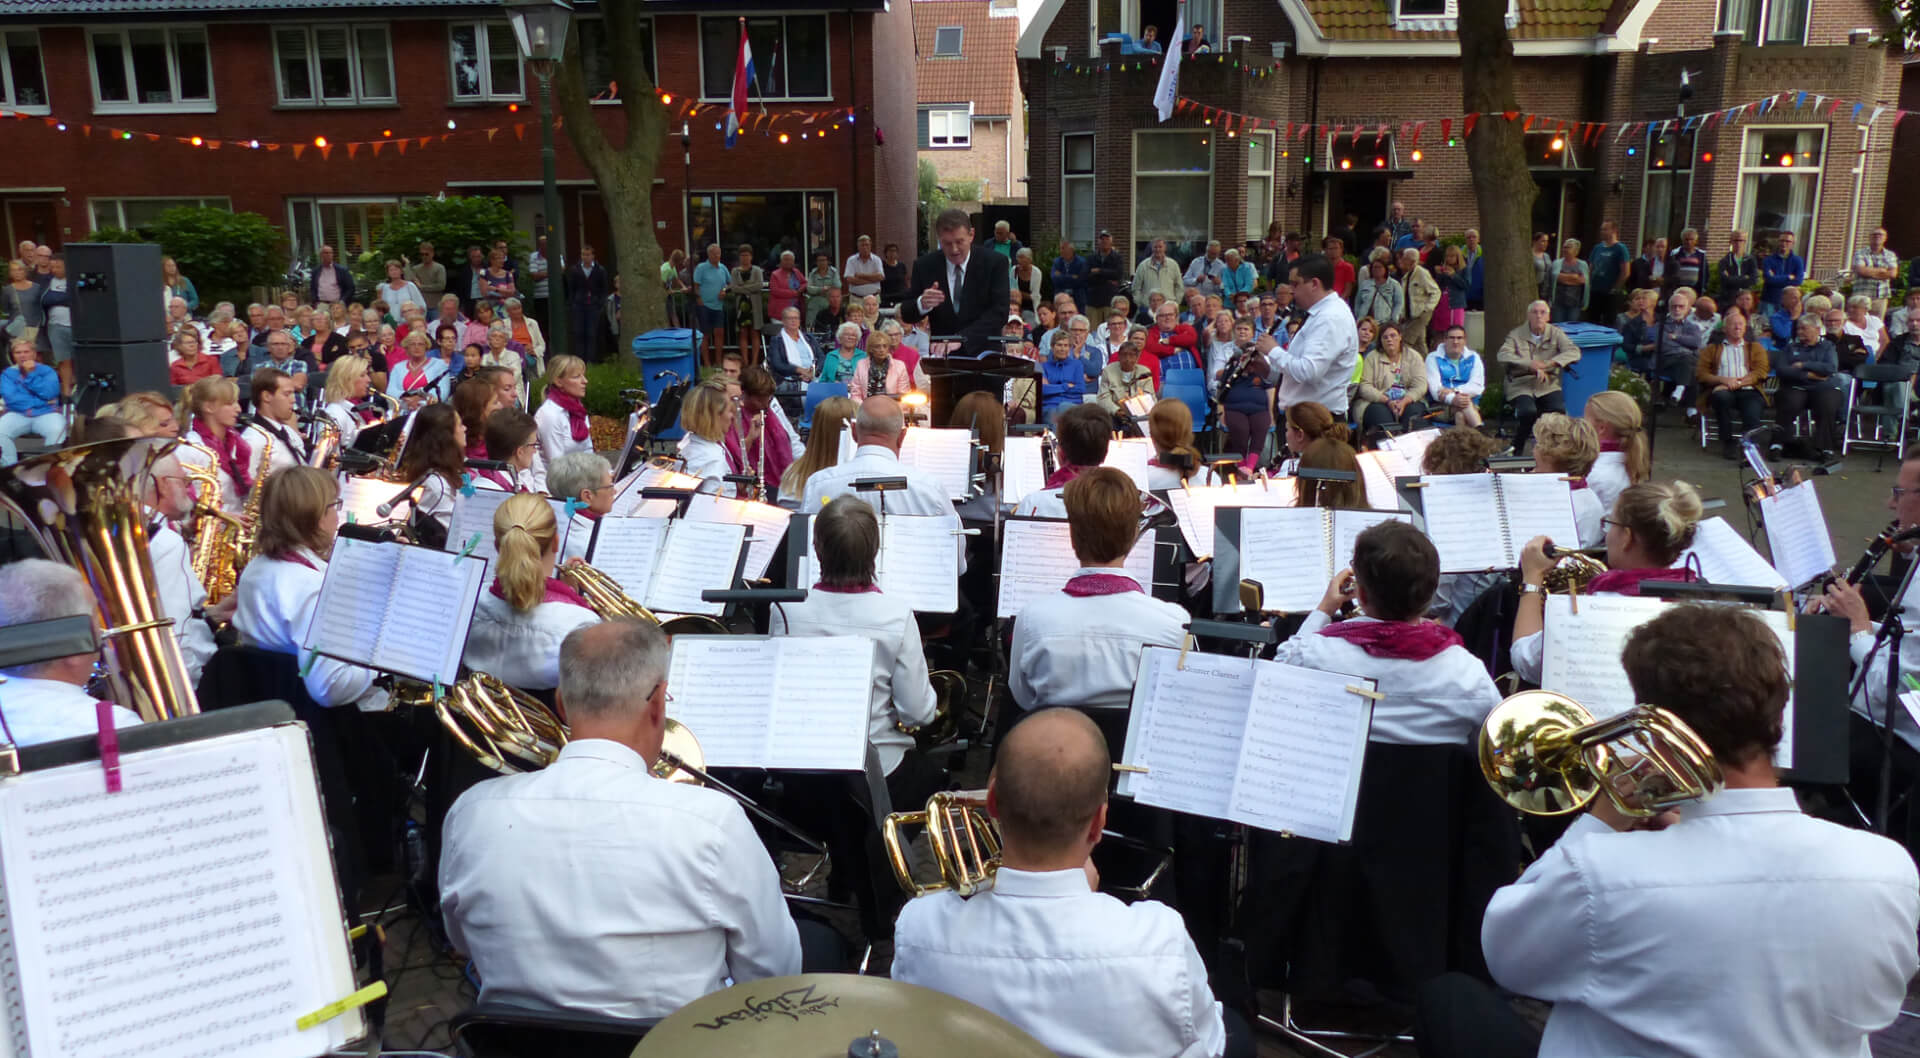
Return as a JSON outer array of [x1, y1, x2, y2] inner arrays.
[[144, 206, 286, 306], [372, 196, 526, 290], [531, 358, 643, 419], [84, 226, 147, 244], [1608, 366, 1652, 410]]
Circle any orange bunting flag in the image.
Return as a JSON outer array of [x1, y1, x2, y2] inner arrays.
[[320, 145, 332, 160], [396, 139, 407, 155], [371, 140, 384, 157], [206, 139, 221, 150], [514, 124, 525, 141], [292, 144, 306, 160], [485, 128, 499, 141], [347, 143, 359, 158]]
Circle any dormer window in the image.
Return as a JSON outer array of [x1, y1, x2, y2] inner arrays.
[[1393, 0, 1519, 31]]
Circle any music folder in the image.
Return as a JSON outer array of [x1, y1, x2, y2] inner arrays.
[[995, 517, 1163, 619], [1213, 506, 1410, 614], [1117, 646, 1375, 843], [1415, 472, 1581, 572], [664, 635, 876, 770], [586, 516, 750, 618], [897, 427, 980, 503], [681, 493, 793, 583], [1754, 480, 1838, 589], [0, 703, 367, 1058], [1161, 479, 1298, 559], [444, 489, 575, 580], [302, 535, 488, 687]]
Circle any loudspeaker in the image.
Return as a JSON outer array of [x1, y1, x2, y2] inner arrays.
[[67, 242, 166, 345], [72, 339, 171, 403]]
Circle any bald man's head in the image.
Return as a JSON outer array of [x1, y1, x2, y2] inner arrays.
[[853, 395, 906, 448], [991, 709, 1110, 855]]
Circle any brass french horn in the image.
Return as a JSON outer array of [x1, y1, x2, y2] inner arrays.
[[883, 790, 1002, 897], [1478, 690, 1724, 817]]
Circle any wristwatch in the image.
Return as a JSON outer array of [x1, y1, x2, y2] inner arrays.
[[1519, 583, 1545, 598]]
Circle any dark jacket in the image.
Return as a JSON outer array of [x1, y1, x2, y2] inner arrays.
[[1775, 339, 1842, 390], [308, 262, 356, 306], [1716, 253, 1760, 306], [1085, 249, 1125, 307], [898, 247, 1014, 356], [565, 262, 611, 313], [762, 326, 825, 380]]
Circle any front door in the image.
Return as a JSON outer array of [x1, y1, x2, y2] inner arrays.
[[5, 199, 58, 251]]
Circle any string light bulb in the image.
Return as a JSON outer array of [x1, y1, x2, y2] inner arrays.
[[314, 136, 328, 148], [778, 132, 790, 144], [382, 128, 393, 137], [1550, 136, 1565, 151], [1410, 149, 1423, 162], [190, 136, 203, 146], [660, 93, 672, 105]]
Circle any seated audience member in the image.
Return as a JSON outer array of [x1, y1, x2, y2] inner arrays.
[[1695, 305, 1769, 458], [1530, 413, 1605, 548], [1097, 337, 1159, 424], [1419, 605, 1920, 1058], [1425, 324, 1485, 429], [848, 327, 913, 401], [1772, 314, 1844, 456], [1496, 300, 1580, 454], [463, 493, 598, 691], [548, 450, 615, 562], [894, 707, 1248, 1058], [0, 559, 143, 744], [1014, 403, 1113, 518], [0, 338, 66, 464], [1143, 301, 1201, 387], [1353, 321, 1430, 435], [440, 619, 809, 1021], [1039, 330, 1092, 424]]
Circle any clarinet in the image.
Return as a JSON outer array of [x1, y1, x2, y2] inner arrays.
[[1842, 519, 1904, 587]]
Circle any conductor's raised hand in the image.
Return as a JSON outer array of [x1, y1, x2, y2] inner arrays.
[[920, 283, 947, 311]]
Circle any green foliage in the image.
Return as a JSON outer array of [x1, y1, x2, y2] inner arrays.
[[1609, 366, 1653, 410], [146, 207, 286, 307], [84, 226, 146, 244], [532, 358, 643, 419], [371, 196, 527, 292]]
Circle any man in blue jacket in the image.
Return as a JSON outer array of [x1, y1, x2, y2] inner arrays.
[[308, 243, 356, 306], [1761, 231, 1805, 307]]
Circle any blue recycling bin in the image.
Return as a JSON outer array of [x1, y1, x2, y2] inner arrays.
[[1558, 322, 1623, 419], [631, 328, 698, 441]]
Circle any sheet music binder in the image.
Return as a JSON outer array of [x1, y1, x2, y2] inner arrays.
[[0, 702, 367, 1058], [1415, 472, 1579, 572], [1212, 506, 1409, 614], [302, 537, 488, 687], [585, 517, 751, 618]]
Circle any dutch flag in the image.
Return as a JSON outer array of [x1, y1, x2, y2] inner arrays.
[[725, 21, 754, 149]]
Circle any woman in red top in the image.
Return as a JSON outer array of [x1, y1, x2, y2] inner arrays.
[[1141, 302, 1200, 388], [168, 328, 222, 386]]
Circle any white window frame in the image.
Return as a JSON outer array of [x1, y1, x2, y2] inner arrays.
[[1062, 132, 1096, 248], [696, 13, 833, 104], [286, 195, 413, 261], [1637, 127, 1694, 252], [1731, 124, 1827, 261], [1716, 0, 1810, 44], [574, 14, 658, 105], [86, 25, 215, 114], [88, 195, 230, 233], [272, 24, 395, 107], [1393, 0, 1519, 31], [1089, 0, 1222, 57], [447, 20, 523, 103], [925, 105, 971, 149], [1321, 130, 1399, 172], [933, 25, 964, 56], [0, 30, 49, 114], [1131, 129, 1215, 259], [1245, 131, 1275, 242]]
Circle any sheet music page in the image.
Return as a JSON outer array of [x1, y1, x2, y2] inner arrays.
[[1232, 665, 1374, 842], [997, 519, 1155, 618], [648, 520, 747, 616], [1122, 391, 1156, 418], [612, 464, 703, 517], [1384, 428, 1442, 471], [1496, 474, 1582, 564], [0, 727, 358, 1058], [899, 427, 975, 502], [1368, 446, 1419, 480], [1118, 646, 1255, 819], [1357, 451, 1404, 511], [1331, 509, 1413, 575], [1682, 517, 1789, 590], [302, 535, 393, 667], [1166, 482, 1296, 558], [1102, 439, 1153, 491], [877, 515, 961, 613], [445, 488, 515, 561], [837, 426, 855, 465], [1758, 482, 1838, 588], [1239, 507, 1335, 613], [683, 493, 792, 582], [375, 546, 487, 684], [1419, 474, 1505, 572], [334, 475, 391, 527], [664, 638, 781, 767], [1000, 436, 1048, 505], [766, 637, 875, 770], [585, 517, 670, 602]]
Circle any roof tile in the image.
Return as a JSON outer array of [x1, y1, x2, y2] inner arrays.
[[912, 0, 1018, 116]]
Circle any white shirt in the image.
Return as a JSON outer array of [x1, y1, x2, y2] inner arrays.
[[1429, 570, 1504, 627], [1424, 349, 1486, 400], [149, 521, 215, 689], [780, 331, 816, 374], [176, 435, 243, 513], [677, 433, 737, 496], [1485, 787, 1919, 1058], [1587, 450, 1629, 514], [1851, 574, 1920, 752], [535, 398, 594, 468], [801, 444, 965, 575], [1268, 293, 1359, 414], [231, 548, 390, 711], [769, 587, 935, 774], [324, 400, 362, 451], [894, 866, 1227, 1058], [463, 590, 598, 692], [0, 675, 142, 747], [243, 418, 308, 481], [1009, 569, 1186, 710], [916, 252, 971, 315], [1273, 612, 1501, 745], [1146, 464, 1216, 492], [415, 473, 456, 533], [1204, 338, 1239, 395], [440, 738, 802, 1020], [1012, 486, 1069, 519], [845, 251, 884, 296], [1572, 486, 1605, 549]]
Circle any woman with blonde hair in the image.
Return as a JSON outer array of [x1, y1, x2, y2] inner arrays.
[[102, 391, 180, 438], [533, 354, 593, 467], [321, 355, 376, 450], [783, 395, 855, 499], [677, 380, 742, 495], [1146, 399, 1214, 490], [175, 375, 249, 512], [1530, 412, 1605, 547], [1510, 479, 1704, 683], [463, 492, 597, 690], [1583, 390, 1649, 513]]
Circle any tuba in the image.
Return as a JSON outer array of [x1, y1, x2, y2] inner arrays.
[[896, 669, 968, 750], [1478, 690, 1724, 817], [0, 438, 199, 722], [883, 790, 1002, 897]]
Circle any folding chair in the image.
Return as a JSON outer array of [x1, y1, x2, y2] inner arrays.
[[1843, 362, 1911, 464]]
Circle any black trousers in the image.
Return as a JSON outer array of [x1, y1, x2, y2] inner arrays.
[[1707, 386, 1765, 444], [1414, 972, 1540, 1058], [1774, 384, 1844, 451], [1362, 399, 1429, 434], [1508, 391, 1564, 451]]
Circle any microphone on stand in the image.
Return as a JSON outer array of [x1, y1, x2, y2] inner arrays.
[[376, 474, 433, 518]]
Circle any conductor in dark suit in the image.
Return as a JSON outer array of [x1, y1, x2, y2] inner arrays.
[[900, 208, 1011, 357], [565, 245, 612, 361]]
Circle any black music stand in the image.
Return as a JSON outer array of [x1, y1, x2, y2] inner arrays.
[[920, 350, 1038, 425]]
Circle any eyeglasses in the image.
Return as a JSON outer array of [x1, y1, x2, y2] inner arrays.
[[326, 499, 344, 512], [1892, 486, 1913, 501], [1599, 516, 1618, 533]]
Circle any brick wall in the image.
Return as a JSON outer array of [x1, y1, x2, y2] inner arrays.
[[919, 117, 1020, 200], [868, 0, 920, 256]]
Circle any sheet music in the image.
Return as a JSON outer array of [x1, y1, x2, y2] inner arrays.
[[1682, 517, 1789, 590], [1356, 451, 1405, 511], [1122, 391, 1155, 418], [877, 515, 961, 613], [302, 536, 389, 668], [997, 519, 1155, 619], [1119, 647, 1255, 819], [1419, 474, 1505, 571], [665, 637, 873, 769], [683, 493, 791, 582], [1239, 507, 1335, 613], [1757, 482, 1837, 588], [1496, 474, 1581, 560], [444, 492, 574, 581], [899, 428, 975, 502], [1331, 509, 1412, 575], [377, 545, 486, 685], [612, 463, 703, 517], [334, 475, 391, 527], [1233, 664, 1374, 843], [1102, 439, 1153, 491], [648, 520, 747, 616], [585, 517, 670, 602], [1164, 481, 1296, 558], [1000, 436, 1048, 505], [0, 726, 360, 1058], [1384, 428, 1442, 471], [837, 427, 855, 465]]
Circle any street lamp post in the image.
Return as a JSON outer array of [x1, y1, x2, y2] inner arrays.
[[506, 0, 574, 361]]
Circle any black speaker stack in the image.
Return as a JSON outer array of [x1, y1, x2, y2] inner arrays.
[[67, 242, 171, 404]]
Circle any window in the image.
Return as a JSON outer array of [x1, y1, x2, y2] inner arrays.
[[921, 106, 971, 148], [1133, 130, 1213, 263], [699, 15, 829, 101], [1092, 0, 1223, 57], [576, 16, 657, 101], [88, 27, 213, 112], [1736, 127, 1824, 257], [685, 190, 836, 268], [933, 26, 964, 56], [1717, 0, 1808, 44], [90, 196, 230, 233], [273, 25, 394, 106], [1, 32, 47, 112], [287, 197, 409, 260], [449, 21, 522, 102], [1062, 133, 1095, 247], [1245, 132, 1275, 241], [1397, 0, 1455, 17], [1639, 129, 1695, 250]]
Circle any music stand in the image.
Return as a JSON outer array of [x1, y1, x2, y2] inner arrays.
[[920, 351, 1039, 425]]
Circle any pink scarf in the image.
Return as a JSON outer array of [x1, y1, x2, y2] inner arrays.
[[1570, 477, 1590, 490], [727, 411, 796, 493], [1318, 618, 1464, 661], [1586, 566, 1696, 597], [547, 389, 592, 442], [474, 468, 517, 492], [1044, 464, 1091, 490], [1599, 439, 1624, 453], [1063, 573, 1143, 596], [489, 576, 594, 609], [813, 582, 882, 594], [192, 418, 253, 497]]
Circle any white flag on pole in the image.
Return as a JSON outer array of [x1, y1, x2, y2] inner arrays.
[[1152, 9, 1185, 123]]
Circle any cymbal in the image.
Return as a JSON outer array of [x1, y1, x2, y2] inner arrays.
[[632, 973, 1053, 1058]]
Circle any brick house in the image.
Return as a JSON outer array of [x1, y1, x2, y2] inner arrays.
[[0, 0, 916, 284], [914, 0, 1026, 203], [1018, 0, 1901, 277]]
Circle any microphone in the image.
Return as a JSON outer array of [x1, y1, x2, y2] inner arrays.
[[464, 458, 511, 472], [376, 474, 433, 518]]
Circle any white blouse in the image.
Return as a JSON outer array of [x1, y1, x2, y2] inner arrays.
[[463, 589, 598, 691], [535, 399, 594, 468]]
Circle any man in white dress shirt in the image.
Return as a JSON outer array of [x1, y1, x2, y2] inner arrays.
[[0, 560, 143, 746], [800, 396, 963, 575], [893, 707, 1248, 1058], [1012, 403, 1111, 519], [440, 619, 819, 1021], [1418, 605, 1920, 1058], [1265, 254, 1358, 416]]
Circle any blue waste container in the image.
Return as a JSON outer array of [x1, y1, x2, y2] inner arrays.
[[1558, 322, 1623, 419], [632, 328, 698, 441]]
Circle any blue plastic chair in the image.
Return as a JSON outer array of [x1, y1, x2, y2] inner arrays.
[[800, 379, 848, 433], [1161, 384, 1210, 438], [1163, 367, 1206, 391]]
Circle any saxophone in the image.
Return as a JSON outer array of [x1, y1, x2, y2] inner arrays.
[[238, 431, 272, 563], [178, 441, 246, 606]]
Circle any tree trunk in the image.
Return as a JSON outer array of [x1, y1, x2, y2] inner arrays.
[[1458, 0, 1538, 353], [552, 0, 669, 361]]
